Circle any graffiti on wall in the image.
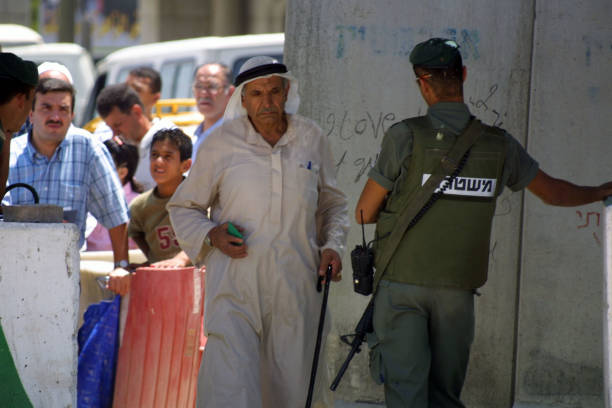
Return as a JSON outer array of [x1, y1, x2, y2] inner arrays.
[[325, 26, 512, 183], [324, 110, 395, 183], [576, 210, 601, 245], [334, 25, 481, 61]]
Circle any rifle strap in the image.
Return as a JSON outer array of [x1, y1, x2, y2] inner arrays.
[[372, 118, 484, 294]]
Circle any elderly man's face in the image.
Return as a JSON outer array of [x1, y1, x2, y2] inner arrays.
[[192, 64, 233, 121], [241, 75, 288, 130]]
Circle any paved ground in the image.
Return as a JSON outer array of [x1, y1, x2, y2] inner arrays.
[[335, 401, 385, 407]]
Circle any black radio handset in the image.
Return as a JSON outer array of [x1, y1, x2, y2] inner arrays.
[[350, 210, 375, 296]]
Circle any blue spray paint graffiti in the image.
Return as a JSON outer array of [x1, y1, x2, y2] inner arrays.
[[582, 34, 612, 67], [335, 25, 481, 61]]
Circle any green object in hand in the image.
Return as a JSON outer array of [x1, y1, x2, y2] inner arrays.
[[227, 222, 243, 246]]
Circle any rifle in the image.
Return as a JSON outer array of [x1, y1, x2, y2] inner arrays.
[[330, 300, 374, 391]]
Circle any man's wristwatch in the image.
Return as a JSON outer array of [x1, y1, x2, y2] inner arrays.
[[204, 232, 213, 247], [114, 259, 129, 269]]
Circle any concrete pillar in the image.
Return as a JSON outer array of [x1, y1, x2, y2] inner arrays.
[[515, 1, 612, 406], [285, 1, 533, 405], [249, 0, 285, 34], [58, 0, 76, 42], [211, 0, 247, 36], [158, 0, 213, 41], [139, 0, 161, 43], [0, 222, 80, 408], [286, 1, 612, 406]]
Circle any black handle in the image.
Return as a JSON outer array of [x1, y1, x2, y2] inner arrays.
[[4, 183, 39, 204]]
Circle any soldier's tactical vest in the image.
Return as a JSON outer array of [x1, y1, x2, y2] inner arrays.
[[374, 116, 506, 289]]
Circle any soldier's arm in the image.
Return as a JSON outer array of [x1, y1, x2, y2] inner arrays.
[[527, 169, 612, 206], [355, 178, 390, 224]]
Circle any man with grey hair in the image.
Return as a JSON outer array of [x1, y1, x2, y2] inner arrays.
[[168, 56, 350, 407], [190, 62, 234, 162]]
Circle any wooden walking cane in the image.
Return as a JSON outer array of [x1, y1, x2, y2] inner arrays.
[[305, 264, 332, 408]]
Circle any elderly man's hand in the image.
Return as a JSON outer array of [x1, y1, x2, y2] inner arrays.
[[208, 222, 248, 259], [319, 248, 342, 284], [108, 267, 131, 295]]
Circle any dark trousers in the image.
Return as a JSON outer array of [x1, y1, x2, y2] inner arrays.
[[368, 280, 475, 408]]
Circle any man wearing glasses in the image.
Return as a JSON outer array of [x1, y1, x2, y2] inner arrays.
[[355, 37, 612, 407], [191, 63, 234, 162]]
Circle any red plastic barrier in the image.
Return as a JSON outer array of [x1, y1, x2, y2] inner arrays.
[[113, 266, 205, 408]]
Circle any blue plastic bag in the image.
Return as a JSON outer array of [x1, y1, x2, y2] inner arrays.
[[77, 295, 120, 408]]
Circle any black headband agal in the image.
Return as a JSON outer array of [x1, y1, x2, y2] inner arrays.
[[234, 63, 288, 87]]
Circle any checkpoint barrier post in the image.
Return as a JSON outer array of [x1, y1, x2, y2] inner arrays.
[[112, 266, 205, 408]]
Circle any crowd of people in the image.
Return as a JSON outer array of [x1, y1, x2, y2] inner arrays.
[[3, 36, 612, 408], [0, 56, 236, 276]]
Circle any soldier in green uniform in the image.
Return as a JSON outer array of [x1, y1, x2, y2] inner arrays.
[[355, 38, 612, 408], [0, 52, 37, 199]]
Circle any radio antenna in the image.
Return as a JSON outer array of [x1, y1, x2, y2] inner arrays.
[[360, 210, 367, 247]]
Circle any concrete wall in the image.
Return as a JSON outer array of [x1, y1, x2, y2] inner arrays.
[[516, 2, 612, 407], [285, 1, 612, 406], [0, 223, 80, 408]]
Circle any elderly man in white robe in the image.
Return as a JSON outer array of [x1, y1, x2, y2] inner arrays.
[[167, 56, 349, 407]]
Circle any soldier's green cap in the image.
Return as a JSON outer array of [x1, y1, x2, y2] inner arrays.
[[0, 52, 38, 86], [410, 38, 462, 69]]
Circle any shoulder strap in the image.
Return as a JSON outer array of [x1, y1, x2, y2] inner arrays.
[[373, 118, 484, 293]]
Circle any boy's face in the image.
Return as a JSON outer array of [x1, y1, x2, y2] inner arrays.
[[149, 139, 190, 185]]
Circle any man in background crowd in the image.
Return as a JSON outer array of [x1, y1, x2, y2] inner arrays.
[[190, 63, 234, 162], [97, 83, 176, 190], [94, 66, 163, 142]]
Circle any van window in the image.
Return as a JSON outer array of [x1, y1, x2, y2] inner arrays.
[[231, 54, 283, 83], [160, 59, 196, 99], [174, 62, 195, 98]]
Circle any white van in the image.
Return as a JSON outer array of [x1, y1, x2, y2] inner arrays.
[[82, 33, 284, 126], [0, 24, 43, 48], [4, 43, 96, 126]]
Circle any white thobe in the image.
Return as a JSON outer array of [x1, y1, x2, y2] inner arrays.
[[167, 114, 349, 408]]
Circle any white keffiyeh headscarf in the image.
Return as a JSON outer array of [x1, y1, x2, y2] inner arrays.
[[223, 56, 300, 121]]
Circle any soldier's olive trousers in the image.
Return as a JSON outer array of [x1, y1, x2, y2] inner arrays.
[[368, 280, 474, 408]]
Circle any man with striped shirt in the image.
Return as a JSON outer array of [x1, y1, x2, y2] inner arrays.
[[4, 78, 131, 283]]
